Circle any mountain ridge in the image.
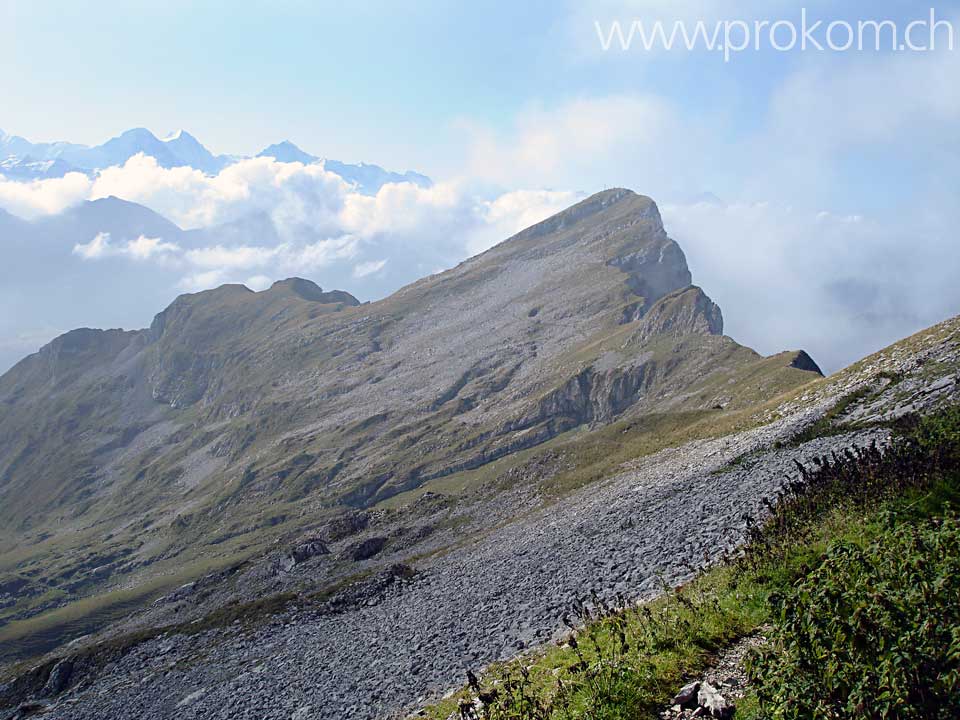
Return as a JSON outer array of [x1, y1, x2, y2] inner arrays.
[[0, 189, 824, 681]]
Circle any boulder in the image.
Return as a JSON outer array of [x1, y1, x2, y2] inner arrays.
[[278, 537, 330, 572], [349, 537, 388, 562], [41, 658, 73, 696]]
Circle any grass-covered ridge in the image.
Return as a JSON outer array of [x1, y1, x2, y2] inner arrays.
[[423, 405, 960, 719]]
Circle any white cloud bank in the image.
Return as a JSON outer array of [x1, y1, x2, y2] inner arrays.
[[461, 94, 686, 194], [1, 154, 578, 249], [73, 232, 180, 261], [662, 199, 960, 373], [352, 259, 387, 278], [0, 172, 93, 219], [0, 154, 578, 300]]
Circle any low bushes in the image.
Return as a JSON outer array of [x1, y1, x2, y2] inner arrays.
[[749, 512, 960, 719]]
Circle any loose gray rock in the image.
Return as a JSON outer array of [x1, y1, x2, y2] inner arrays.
[[672, 681, 700, 708], [697, 682, 732, 719]]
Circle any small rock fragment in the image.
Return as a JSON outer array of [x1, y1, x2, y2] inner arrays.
[[672, 680, 700, 708]]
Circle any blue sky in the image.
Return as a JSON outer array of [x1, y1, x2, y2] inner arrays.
[[4, 0, 956, 194], [2, 0, 960, 372]]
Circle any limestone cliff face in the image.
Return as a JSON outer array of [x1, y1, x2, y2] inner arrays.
[[508, 287, 724, 433], [631, 287, 724, 345], [521, 362, 655, 430], [609, 241, 693, 314]]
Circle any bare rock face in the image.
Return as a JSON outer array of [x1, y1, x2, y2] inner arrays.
[[609, 239, 693, 312], [278, 538, 331, 573], [790, 350, 824, 375], [348, 537, 388, 562], [632, 287, 723, 344], [40, 658, 73, 697], [519, 362, 655, 430]]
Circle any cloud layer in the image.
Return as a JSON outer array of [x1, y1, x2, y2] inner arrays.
[[0, 156, 582, 374], [661, 200, 960, 373], [1, 153, 578, 295]]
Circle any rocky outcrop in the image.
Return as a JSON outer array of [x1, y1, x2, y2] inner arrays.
[[347, 537, 388, 562], [508, 286, 723, 435], [630, 286, 723, 344], [790, 350, 823, 375], [278, 538, 330, 573], [609, 238, 693, 313], [321, 512, 370, 542], [514, 361, 655, 432], [40, 658, 73, 697]]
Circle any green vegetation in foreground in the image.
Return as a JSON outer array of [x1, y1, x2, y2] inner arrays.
[[423, 405, 960, 720], [749, 514, 960, 718]]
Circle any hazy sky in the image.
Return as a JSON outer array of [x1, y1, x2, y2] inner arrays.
[[2, 0, 959, 373], [3, 0, 954, 198]]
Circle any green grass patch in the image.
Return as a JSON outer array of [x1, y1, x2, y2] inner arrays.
[[748, 512, 960, 719], [0, 545, 258, 671]]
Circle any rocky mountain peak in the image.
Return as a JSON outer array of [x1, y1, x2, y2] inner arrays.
[[0, 190, 828, 656], [267, 278, 360, 305], [507, 189, 662, 247], [257, 141, 318, 164]]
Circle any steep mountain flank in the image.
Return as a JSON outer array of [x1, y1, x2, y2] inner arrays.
[[0, 190, 821, 667], [3, 313, 957, 720]]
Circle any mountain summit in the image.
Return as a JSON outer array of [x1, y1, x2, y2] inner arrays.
[[0, 189, 821, 668], [256, 140, 432, 193], [256, 140, 318, 164]]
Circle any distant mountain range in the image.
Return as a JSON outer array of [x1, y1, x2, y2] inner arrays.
[[0, 128, 431, 194]]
